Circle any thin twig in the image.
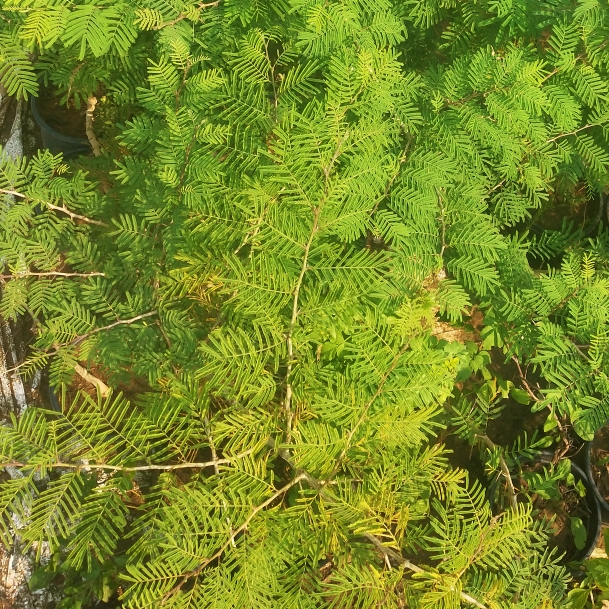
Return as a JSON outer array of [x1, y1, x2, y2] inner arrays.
[[46, 202, 108, 226], [370, 133, 413, 216], [205, 415, 220, 476], [328, 341, 410, 480], [284, 133, 349, 445], [1, 312, 160, 376], [0, 190, 107, 225], [364, 534, 488, 609], [269, 437, 489, 609], [154, 0, 221, 29], [541, 38, 609, 84], [162, 473, 306, 602], [67, 311, 158, 347], [476, 434, 518, 511], [511, 357, 540, 403], [546, 123, 597, 143], [0, 271, 104, 279], [486, 178, 506, 196], [436, 187, 447, 258], [284, 206, 320, 443], [0, 189, 25, 198], [2, 447, 256, 473]]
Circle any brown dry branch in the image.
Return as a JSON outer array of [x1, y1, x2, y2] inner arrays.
[[0, 271, 104, 279], [85, 96, 102, 157], [67, 311, 158, 347], [0, 189, 108, 226], [2, 447, 256, 473], [74, 363, 110, 397]]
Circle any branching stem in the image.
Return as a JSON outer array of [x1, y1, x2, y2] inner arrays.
[[0, 271, 104, 279], [2, 447, 255, 473], [364, 534, 488, 609], [162, 473, 306, 602], [154, 0, 221, 29], [67, 311, 158, 347], [476, 434, 518, 511], [328, 341, 410, 479], [284, 206, 320, 443], [0, 189, 107, 226]]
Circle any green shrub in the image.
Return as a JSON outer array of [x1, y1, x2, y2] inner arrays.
[[1, 0, 609, 607]]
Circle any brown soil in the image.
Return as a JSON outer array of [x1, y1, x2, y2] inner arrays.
[[590, 426, 609, 502], [36, 85, 86, 139]]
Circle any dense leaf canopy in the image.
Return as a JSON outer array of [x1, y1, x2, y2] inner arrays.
[[1, 0, 609, 607]]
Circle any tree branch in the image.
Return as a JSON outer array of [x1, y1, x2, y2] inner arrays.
[[66, 311, 158, 347], [363, 534, 488, 609], [370, 133, 413, 216], [283, 132, 349, 446], [476, 434, 518, 511], [328, 341, 410, 480], [85, 96, 102, 157], [0, 271, 104, 279], [2, 447, 256, 473], [268, 439, 489, 609], [162, 473, 307, 601], [511, 357, 540, 403], [45, 202, 108, 226], [546, 123, 597, 143], [154, 0, 221, 29], [284, 206, 320, 444], [0, 189, 108, 226]]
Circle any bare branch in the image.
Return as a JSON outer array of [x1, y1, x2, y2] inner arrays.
[[67, 311, 158, 347], [0, 271, 104, 279], [45, 202, 108, 226], [74, 363, 110, 397], [85, 96, 102, 157], [511, 357, 540, 403], [327, 341, 410, 480], [363, 534, 488, 608], [0, 189, 108, 226], [546, 123, 597, 143], [2, 447, 256, 473]]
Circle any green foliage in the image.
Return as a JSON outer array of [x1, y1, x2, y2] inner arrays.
[[2, 0, 609, 607]]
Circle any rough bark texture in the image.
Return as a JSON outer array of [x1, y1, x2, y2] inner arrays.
[[0, 85, 61, 609]]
